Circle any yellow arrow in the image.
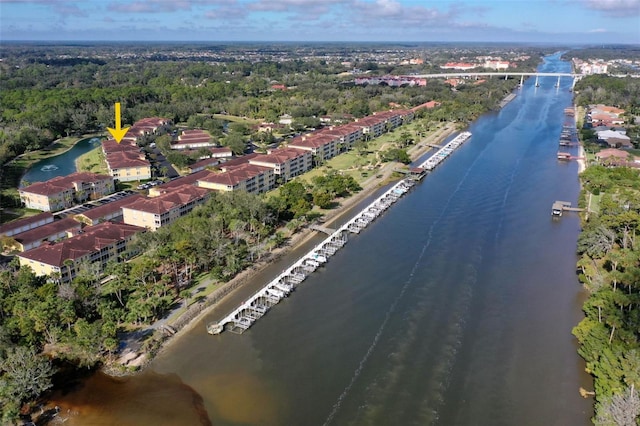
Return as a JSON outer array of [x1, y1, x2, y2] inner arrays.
[[107, 102, 130, 143]]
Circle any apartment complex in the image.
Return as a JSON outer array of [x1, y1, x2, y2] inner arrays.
[[102, 139, 152, 182], [17, 222, 144, 283], [197, 164, 275, 194], [248, 147, 313, 182], [19, 172, 115, 212], [122, 184, 210, 230], [171, 129, 216, 150], [11, 217, 82, 252]]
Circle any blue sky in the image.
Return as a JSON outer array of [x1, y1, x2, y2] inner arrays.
[[1, 0, 638, 44]]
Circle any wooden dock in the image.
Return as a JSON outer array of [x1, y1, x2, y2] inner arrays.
[[309, 224, 336, 235], [552, 201, 584, 217]]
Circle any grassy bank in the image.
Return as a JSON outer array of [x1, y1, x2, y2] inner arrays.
[[120, 120, 459, 371], [0, 135, 101, 224], [76, 146, 108, 175]]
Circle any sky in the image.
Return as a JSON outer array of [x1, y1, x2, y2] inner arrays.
[[0, 0, 639, 44]]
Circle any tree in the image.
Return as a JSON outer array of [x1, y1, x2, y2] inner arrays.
[[594, 386, 640, 426], [223, 132, 246, 155], [0, 346, 56, 421]]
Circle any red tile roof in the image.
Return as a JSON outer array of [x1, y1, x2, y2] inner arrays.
[[105, 151, 150, 169], [250, 147, 309, 165], [20, 172, 113, 195], [150, 169, 215, 194], [0, 212, 54, 236], [74, 194, 144, 222], [123, 185, 210, 215], [18, 222, 144, 267], [288, 134, 338, 149], [13, 217, 82, 247], [199, 164, 271, 187], [102, 139, 139, 153]]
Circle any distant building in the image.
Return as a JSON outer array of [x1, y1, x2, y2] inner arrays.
[[19, 172, 115, 212], [440, 62, 477, 70], [354, 75, 427, 87], [484, 60, 510, 70], [171, 129, 216, 150]]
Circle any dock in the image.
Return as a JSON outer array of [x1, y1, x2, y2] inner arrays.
[[207, 132, 472, 335], [309, 224, 336, 235], [417, 131, 472, 171], [552, 200, 584, 216]]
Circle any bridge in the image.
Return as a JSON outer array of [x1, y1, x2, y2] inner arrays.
[[409, 72, 582, 89]]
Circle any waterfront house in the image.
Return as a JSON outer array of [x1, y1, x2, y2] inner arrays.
[[597, 130, 633, 149], [19, 172, 115, 212]]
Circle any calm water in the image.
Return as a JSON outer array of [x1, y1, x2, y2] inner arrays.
[[21, 136, 102, 185], [52, 53, 593, 425]]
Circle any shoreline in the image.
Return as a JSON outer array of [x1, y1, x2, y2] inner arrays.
[[12, 133, 102, 186], [115, 122, 459, 373]]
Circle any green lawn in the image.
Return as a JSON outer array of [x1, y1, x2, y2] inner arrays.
[[76, 146, 109, 175], [211, 114, 261, 125], [588, 192, 601, 215]]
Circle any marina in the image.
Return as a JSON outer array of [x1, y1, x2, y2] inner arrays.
[[207, 132, 472, 335], [417, 131, 472, 171]]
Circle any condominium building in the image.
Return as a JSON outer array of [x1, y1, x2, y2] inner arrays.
[[248, 147, 313, 182], [196, 163, 275, 194], [19, 172, 115, 212], [122, 184, 210, 231], [17, 221, 144, 282]]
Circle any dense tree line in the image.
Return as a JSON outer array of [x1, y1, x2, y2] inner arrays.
[[573, 165, 640, 425], [574, 75, 640, 116], [1, 45, 525, 168], [0, 168, 361, 421]]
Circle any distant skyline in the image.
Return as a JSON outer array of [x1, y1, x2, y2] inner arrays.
[[1, 0, 639, 45]]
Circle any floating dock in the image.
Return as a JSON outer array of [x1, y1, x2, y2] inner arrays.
[[207, 131, 472, 335], [417, 131, 472, 171]]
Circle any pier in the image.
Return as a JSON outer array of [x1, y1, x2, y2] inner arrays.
[[417, 131, 472, 171], [552, 201, 584, 217], [309, 224, 337, 235], [207, 132, 472, 335]]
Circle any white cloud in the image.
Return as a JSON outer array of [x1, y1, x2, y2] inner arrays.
[[108, 0, 194, 13], [580, 0, 640, 17]]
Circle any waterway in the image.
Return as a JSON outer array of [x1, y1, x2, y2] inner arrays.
[[20, 136, 102, 185], [50, 53, 593, 425]]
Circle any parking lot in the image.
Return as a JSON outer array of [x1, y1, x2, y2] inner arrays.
[[55, 190, 136, 218], [136, 180, 163, 190]]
